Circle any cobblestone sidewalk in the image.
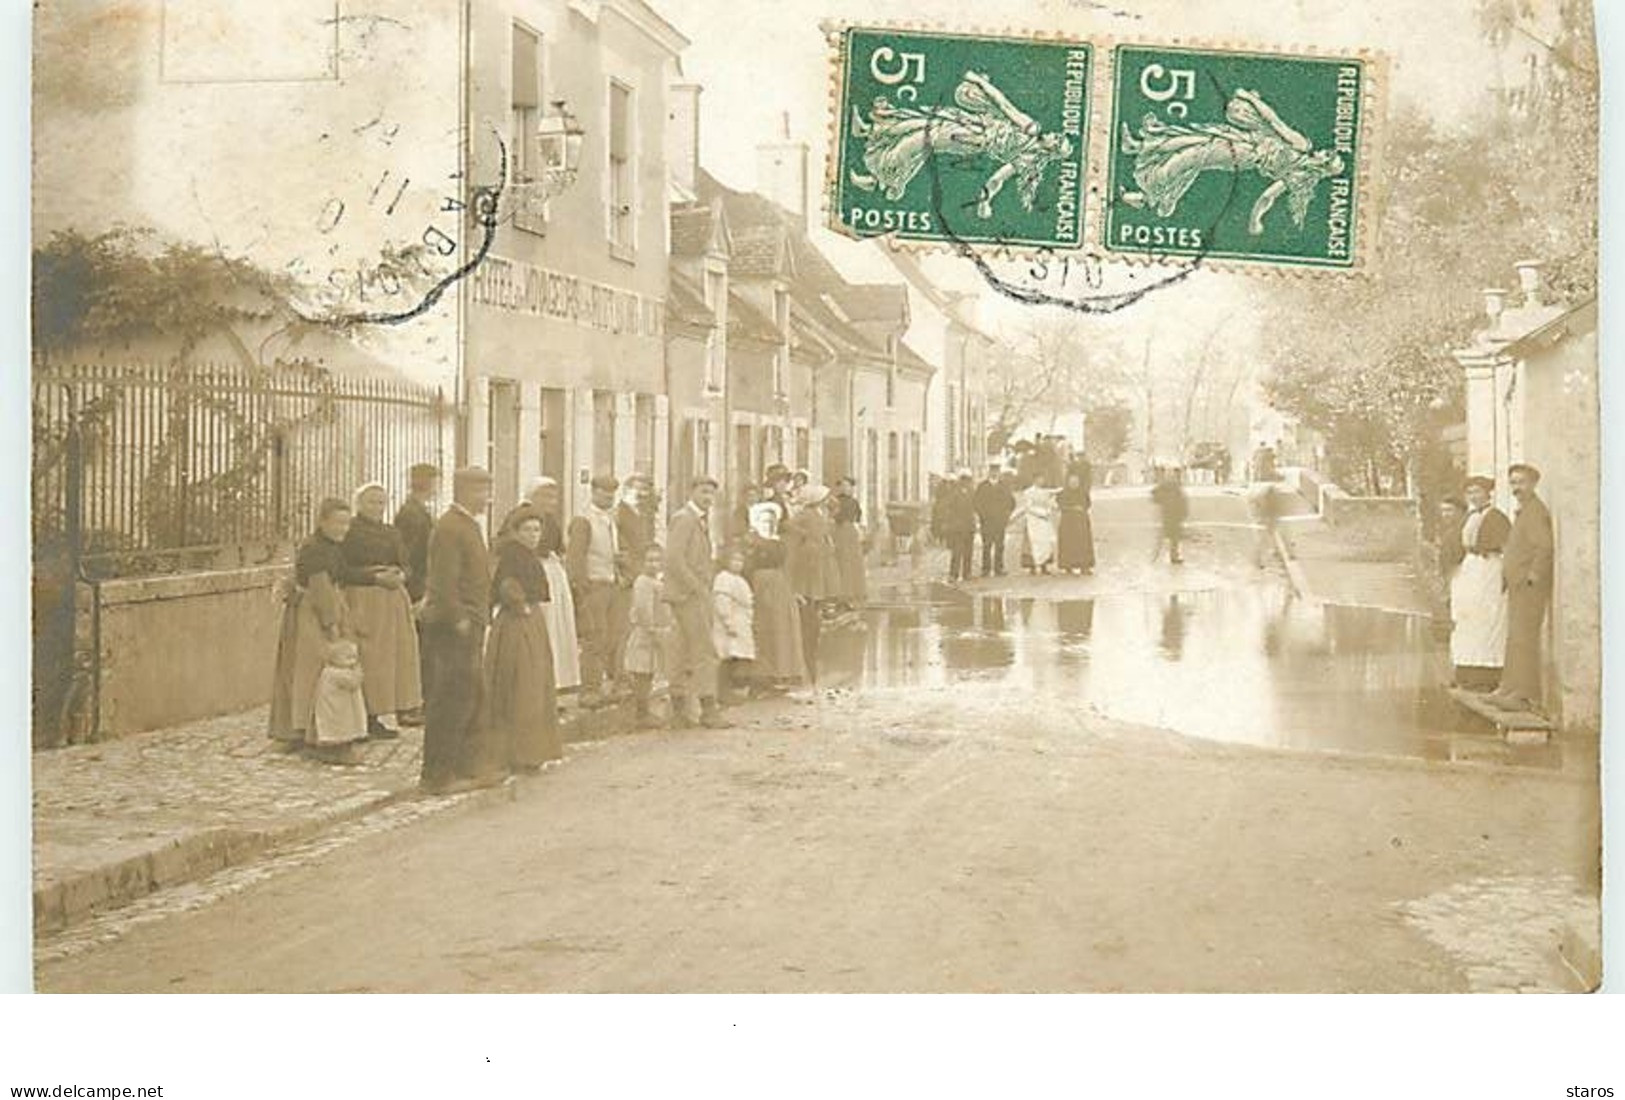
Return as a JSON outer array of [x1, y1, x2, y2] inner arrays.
[[32, 696, 636, 933]]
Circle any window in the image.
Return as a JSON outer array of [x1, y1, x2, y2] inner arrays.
[[538, 387, 566, 482], [592, 391, 617, 476], [735, 424, 754, 486], [704, 268, 726, 389], [946, 384, 960, 468], [887, 431, 901, 503], [772, 287, 790, 395], [694, 417, 713, 477], [795, 427, 811, 471], [865, 428, 880, 516], [634, 394, 656, 476], [885, 335, 899, 408], [510, 23, 541, 184], [907, 431, 921, 499], [608, 81, 635, 254], [488, 380, 521, 521]]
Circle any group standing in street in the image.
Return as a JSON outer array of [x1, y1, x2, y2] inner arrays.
[[266, 460, 879, 788]]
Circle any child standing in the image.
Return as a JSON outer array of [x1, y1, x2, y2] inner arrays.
[[623, 544, 674, 731], [311, 638, 368, 764], [712, 545, 756, 706]]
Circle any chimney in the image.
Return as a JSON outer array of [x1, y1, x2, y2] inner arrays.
[[1514, 260, 1545, 307], [667, 82, 702, 198], [757, 111, 809, 229]]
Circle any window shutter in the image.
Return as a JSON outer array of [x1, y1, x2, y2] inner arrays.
[[512, 26, 539, 108]]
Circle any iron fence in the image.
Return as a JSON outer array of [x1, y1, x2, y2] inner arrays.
[[32, 359, 449, 578]]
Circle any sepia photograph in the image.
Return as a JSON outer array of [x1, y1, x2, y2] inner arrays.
[[19, 0, 1605, 1003]]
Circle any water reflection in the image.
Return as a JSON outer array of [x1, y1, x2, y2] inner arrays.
[[821, 589, 1569, 769]]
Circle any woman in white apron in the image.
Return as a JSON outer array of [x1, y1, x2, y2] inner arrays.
[[524, 477, 582, 694], [1449, 476, 1511, 691], [1015, 477, 1060, 574]]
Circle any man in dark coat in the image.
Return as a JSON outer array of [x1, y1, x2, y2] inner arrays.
[[1488, 463, 1554, 713], [418, 467, 496, 794], [1151, 470, 1189, 565], [392, 462, 439, 725], [973, 464, 1016, 577], [665, 476, 728, 730], [938, 470, 979, 583], [393, 463, 440, 603]]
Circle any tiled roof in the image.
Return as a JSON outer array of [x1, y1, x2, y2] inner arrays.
[[666, 269, 713, 327], [833, 284, 907, 323], [671, 203, 720, 259], [727, 287, 781, 344], [697, 168, 899, 360], [729, 224, 790, 278]]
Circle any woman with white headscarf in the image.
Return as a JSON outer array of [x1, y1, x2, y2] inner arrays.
[[523, 476, 582, 694], [339, 481, 422, 736], [743, 501, 804, 694]]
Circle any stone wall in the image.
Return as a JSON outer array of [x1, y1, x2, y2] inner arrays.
[[81, 565, 287, 739]]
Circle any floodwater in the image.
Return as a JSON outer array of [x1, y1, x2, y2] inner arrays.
[[821, 585, 1573, 770]]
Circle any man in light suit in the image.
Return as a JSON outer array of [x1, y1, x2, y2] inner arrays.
[[665, 476, 729, 730]]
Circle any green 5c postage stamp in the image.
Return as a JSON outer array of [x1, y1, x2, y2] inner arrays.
[[1105, 45, 1370, 268], [829, 27, 1092, 251]]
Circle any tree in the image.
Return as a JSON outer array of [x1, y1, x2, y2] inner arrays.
[[986, 315, 1125, 444], [1260, 0, 1596, 500]]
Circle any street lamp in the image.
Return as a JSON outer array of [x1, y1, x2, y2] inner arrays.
[[536, 101, 586, 199]]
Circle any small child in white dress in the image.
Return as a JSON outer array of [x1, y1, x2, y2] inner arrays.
[[311, 638, 367, 762], [712, 545, 756, 705]]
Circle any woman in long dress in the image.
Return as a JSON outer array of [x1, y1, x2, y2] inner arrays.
[[1055, 471, 1096, 575], [830, 476, 867, 609], [341, 482, 423, 736], [744, 502, 805, 694], [268, 497, 365, 763], [1014, 476, 1060, 574], [523, 477, 582, 695], [785, 485, 837, 685], [485, 504, 561, 773], [1450, 477, 1512, 691]]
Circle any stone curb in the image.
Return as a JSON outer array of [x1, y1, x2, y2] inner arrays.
[[34, 700, 642, 936], [1273, 527, 1314, 601]]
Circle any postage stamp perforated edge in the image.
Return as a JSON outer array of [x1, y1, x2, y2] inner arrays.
[[1094, 37, 1390, 277], [820, 21, 1389, 279], [820, 20, 1098, 257]]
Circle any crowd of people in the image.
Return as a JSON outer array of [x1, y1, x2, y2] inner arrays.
[[266, 462, 872, 794], [927, 463, 1101, 583], [1438, 463, 1555, 714]]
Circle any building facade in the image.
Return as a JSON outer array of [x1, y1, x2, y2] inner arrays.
[[34, 0, 690, 526], [1452, 264, 1599, 730]]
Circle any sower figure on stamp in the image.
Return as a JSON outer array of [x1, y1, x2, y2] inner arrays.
[[568, 474, 623, 706], [1487, 464, 1554, 714], [419, 467, 499, 795], [392, 462, 439, 726], [1450, 476, 1510, 692], [665, 476, 730, 730]]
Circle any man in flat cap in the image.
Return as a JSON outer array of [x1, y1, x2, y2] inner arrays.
[[393, 462, 439, 725], [665, 475, 729, 729], [568, 473, 624, 704], [1449, 476, 1511, 691], [1487, 463, 1554, 712], [419, 466, 497, 793]]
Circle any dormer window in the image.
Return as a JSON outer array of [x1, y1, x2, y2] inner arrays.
[[772, 286, 790, 395]]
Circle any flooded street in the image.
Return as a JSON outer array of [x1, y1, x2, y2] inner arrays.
[[823, 582, 1572, 770]]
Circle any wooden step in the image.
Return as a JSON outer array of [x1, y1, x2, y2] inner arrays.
[[1448, 687, 1554, 744]]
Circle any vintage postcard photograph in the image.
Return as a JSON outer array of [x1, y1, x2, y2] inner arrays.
[[25, 0, 1601, 994]]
